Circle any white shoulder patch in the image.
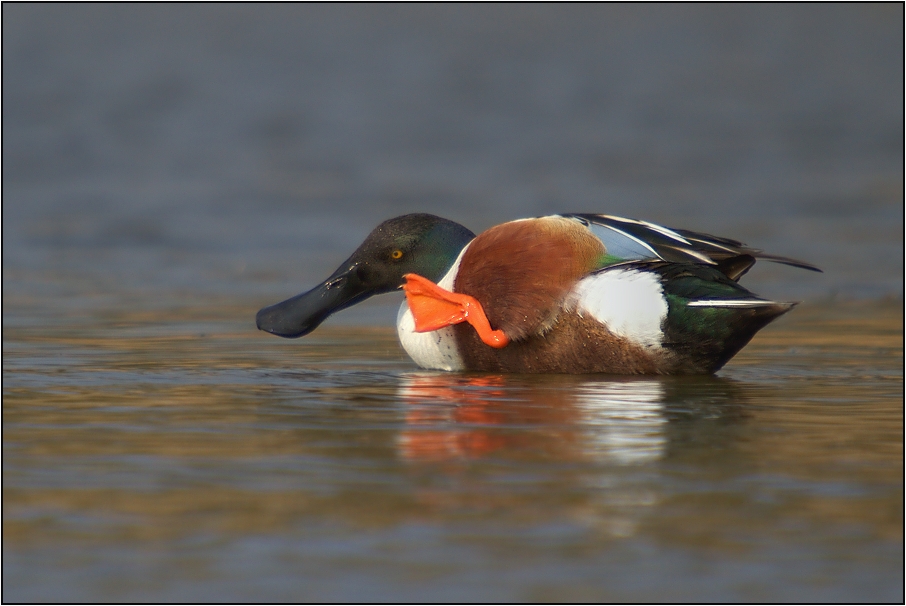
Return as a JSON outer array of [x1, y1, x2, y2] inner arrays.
[[568, 269, 667, 349], [396, 245, 469, 371]]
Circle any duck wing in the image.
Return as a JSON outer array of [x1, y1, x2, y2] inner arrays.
[[562, 213, 821, 276]]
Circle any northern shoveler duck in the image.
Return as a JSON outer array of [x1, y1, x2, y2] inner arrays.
[[256, 213, 820, 374]]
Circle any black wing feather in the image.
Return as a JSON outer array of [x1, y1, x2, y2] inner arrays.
[[564, 213, 822, 274]]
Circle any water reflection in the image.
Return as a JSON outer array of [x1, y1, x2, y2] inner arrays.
[[395, 373, 758, 539], [575, 380, 666, 464], [396, 373, 747, 466]]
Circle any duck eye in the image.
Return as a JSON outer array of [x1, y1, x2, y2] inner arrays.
[[390, 249, 404, 260]]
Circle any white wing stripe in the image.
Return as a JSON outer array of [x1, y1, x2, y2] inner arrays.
[[686, 300, 783, 308], [599, 214, 692, 245], [596, 223, 660, 258], [684, 236, 746, 254]]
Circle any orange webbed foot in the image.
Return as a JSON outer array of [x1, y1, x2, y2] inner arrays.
[[402, 274, 510, 348]]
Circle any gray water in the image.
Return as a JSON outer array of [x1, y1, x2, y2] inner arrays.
[[3, 4, 903, 602]]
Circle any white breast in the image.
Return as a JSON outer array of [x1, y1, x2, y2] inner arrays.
[[396, 245, 469, 371]]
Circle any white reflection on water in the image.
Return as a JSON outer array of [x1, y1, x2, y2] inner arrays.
[[570, 380, 666, 537], [394, 374, 668, 467], [574, 380, 667, 465]]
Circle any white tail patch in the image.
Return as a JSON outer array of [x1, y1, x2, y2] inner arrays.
[[686, 299, 786, 308], [568, 269, 667, 348]]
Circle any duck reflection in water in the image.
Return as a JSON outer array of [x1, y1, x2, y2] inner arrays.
[[396, 374, 749, 537], [396, 374, 748, 464]]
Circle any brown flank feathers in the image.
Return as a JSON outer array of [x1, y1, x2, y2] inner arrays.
[[454, 217, 605, 342]]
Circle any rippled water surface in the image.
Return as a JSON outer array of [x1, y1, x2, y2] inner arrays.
[[3, 302, 902, 601]]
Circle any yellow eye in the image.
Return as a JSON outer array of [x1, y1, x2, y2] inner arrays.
[[391, 249, 404, 260]]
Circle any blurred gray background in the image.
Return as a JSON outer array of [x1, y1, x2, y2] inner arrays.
[[3, 4, 903, 327]]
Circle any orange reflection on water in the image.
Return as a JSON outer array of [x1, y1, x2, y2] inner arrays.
[[397, 375, 516, 461]]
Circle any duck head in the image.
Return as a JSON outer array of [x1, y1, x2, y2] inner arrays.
[[256, 213, 475, 338]]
